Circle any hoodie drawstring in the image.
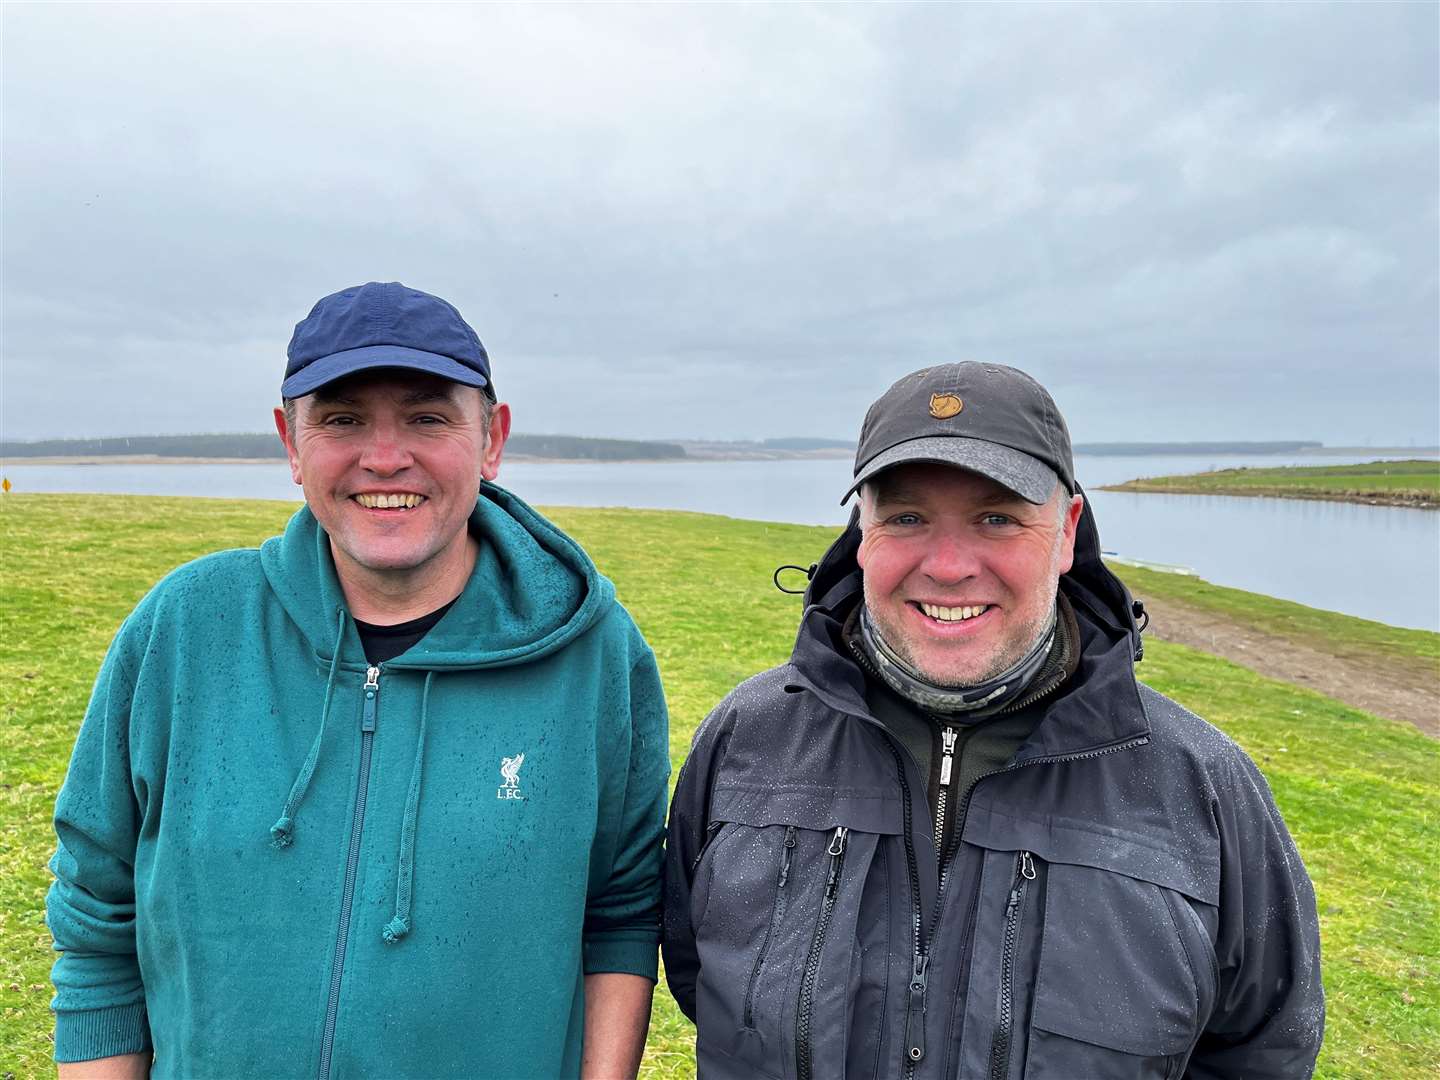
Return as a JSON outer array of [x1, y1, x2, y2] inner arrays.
[[269, 609, 346, 848], [383, 670, 434, 944]]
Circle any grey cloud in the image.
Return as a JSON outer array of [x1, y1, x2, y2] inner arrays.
[[3, 3, 1435, 444]]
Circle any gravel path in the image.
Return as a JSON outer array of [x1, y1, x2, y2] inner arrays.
[[1133, 592, 1439, 738]]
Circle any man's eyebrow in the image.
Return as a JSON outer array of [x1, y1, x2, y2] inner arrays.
[[870, 482, 921, 506], [400, 387, 460, 406], [976, 489, 1027, 508]]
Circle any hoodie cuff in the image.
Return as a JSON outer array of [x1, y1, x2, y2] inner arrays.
[[583, 932, 659, 981], [54, 1003, 152, 1063]]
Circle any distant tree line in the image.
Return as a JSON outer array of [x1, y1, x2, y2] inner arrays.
[[1, 434, 287, 458], [1, 433, 688, 461], [506, 435, 685, 460]]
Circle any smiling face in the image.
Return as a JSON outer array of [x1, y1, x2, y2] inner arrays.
[[274, 371, 510, 617], [857, 462, 1083, 688]]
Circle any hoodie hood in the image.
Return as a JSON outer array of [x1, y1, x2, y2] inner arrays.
[[789, 486, 1149, 755], [259, 482, 615, 670]]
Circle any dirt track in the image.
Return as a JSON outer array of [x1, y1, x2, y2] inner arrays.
[[1134, 592, 1440, 738]]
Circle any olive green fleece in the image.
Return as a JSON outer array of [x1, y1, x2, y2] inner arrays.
[[47, 484, 670, 1078]]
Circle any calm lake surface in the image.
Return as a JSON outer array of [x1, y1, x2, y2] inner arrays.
[[6, 452, 1437, 631]]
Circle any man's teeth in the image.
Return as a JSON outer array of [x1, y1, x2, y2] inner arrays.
[[920, 603, 990, 622], [354, 493, 425, 509]]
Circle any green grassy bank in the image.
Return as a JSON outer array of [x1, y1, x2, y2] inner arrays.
[[1101, 458, 1440, 508], [2, 494, 1436, 1078]]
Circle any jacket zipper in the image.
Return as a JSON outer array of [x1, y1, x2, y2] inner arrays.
[[897, 734, 1148, 1079], [743, 825, 797, 1028], [932, 726, 958, 852], [795, 825, 849, 1080], [845, 626, 1146, 1077], [691, 819, 724, 873], [988, 851, 1036, 1080], [317, 665, 381, 1080]]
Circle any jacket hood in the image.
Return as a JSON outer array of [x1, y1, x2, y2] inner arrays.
[[260, 482, 614, 669], [789, 487, 1149, 754]]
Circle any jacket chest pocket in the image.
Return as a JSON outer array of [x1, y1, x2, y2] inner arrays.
[[965, 841, 1219, 1080], [690, 786, 901, 1080]]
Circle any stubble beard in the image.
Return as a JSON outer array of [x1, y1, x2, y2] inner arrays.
[[869, 535, 1066, 691]]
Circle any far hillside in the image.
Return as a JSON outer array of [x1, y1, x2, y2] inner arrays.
[[1101, 459, 1440, 508], [1, 433, 686, 462]]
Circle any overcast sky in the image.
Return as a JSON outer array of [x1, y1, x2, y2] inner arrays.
[[3, 3, 1436, 445]]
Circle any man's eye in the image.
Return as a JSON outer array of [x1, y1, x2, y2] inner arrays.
[[413, 415, 447, 425], [981, 513, 1015, 527], [890, 512, 922, 526], [323, 415, 359, 426]]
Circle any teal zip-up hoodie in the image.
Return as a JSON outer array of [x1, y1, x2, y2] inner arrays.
[[47, 485, 670, 1078]]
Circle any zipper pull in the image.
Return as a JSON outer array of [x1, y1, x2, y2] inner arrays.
[[1020, 850, 1035, 880], [823, 826, 849, 897], [904, 952, 929, 1063], [777, 825, 797, 888], [361, 666, 381, 732], [939, 727, 958, 786]]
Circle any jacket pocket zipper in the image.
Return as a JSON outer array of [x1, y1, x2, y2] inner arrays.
[[691, 819, 724, 873], [743, 825, 797, 1028], [795, 825, 849, 1080], [988, 850, 1036, 1080]]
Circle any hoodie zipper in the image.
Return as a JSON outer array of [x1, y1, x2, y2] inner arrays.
[[743, 825, 797, 1028], [795, 825, 849, 1080], [988, 851, 1036, 1080], [317, 665, 381, 1080]]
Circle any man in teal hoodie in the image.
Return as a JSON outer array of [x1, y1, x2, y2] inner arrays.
[[47, 282, 670, 1079]]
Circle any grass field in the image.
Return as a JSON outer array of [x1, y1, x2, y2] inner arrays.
[[2, 494, 1437, 1078], [1101, 458, 1440, 507]]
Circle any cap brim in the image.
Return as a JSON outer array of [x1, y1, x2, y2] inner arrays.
[[281, 344, 490, 398], [841, 436, 1058, 505]]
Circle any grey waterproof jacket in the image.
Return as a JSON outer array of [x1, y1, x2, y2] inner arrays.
[[662, 499, 1323, 1079]]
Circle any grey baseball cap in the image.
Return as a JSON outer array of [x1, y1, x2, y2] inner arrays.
[[842, 363, 1076, 505]]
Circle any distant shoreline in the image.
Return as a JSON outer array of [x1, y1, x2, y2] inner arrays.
[[1098, 483, 1438, 510], [4, 446, 1433, 469], [1100, 458, 1440, 509], [2, 451, 856, 466]]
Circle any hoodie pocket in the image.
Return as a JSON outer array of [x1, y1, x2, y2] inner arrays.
[[690, 787, 900, 1080]]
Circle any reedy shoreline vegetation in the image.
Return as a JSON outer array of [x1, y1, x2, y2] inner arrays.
[[1101, 458, 1440, 508], [1, 494, 1436, 1078]]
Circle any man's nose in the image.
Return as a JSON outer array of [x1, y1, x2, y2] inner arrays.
[[920, 531, 980, 583], [357, 424, 414, 475]]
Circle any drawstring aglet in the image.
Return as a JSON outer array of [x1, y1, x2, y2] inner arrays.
[[269, 816, 294, 848]]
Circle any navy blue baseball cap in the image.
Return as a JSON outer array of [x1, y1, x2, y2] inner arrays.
[[282, 281, 494, 399]]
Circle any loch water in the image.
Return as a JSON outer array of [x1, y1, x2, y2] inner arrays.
[[5, 452, 1437, 631]]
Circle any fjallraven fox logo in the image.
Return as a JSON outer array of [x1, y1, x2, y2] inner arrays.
[[929, 393, 963, 419], [498, 753, 525, 800]]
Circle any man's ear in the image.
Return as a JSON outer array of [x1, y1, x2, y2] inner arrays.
[[273, 407, 304, 487], [481, 402, 512, 482], [1056, 493, 1084, 574]]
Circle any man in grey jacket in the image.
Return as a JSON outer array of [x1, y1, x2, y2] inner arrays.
[[663, 363, 1323, 1079]]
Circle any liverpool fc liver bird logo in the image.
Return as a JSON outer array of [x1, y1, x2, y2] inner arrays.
[[497, 753, 525, 800]]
